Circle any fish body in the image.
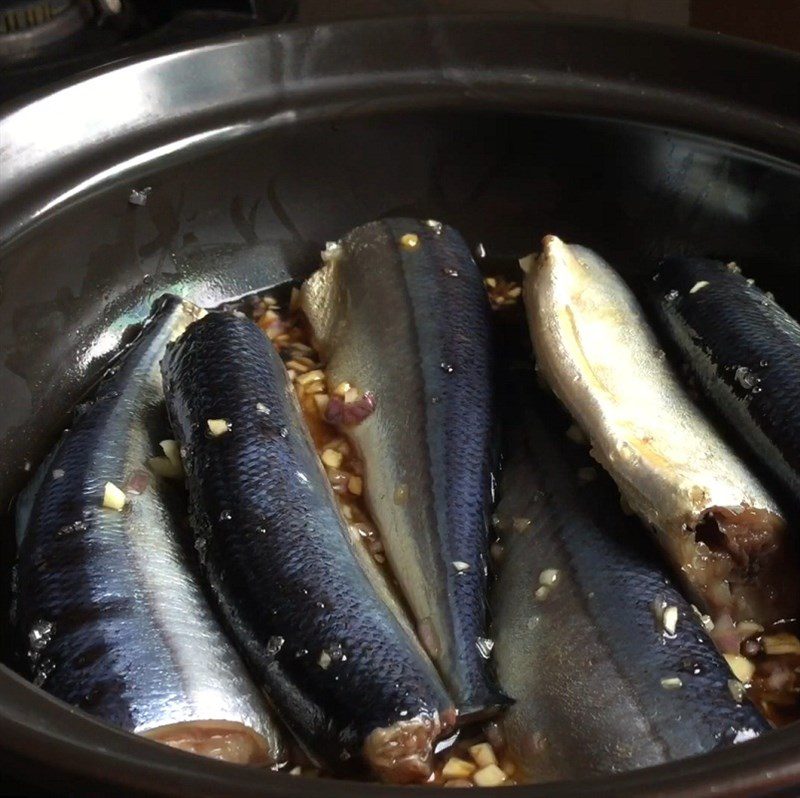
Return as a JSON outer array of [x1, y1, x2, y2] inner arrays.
[[523, 236, 797, 628], [650, 257, 800, 506], [493, 361, 770, 781], [301, 219, 506, 720], [14, 295, 284, 765], [161, 311, 453, 783]]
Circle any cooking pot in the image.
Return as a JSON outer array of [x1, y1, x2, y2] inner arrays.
[[1, 13, 799, 797]]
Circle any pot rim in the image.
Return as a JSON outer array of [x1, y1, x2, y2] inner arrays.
[[1, 12, 798, 247]]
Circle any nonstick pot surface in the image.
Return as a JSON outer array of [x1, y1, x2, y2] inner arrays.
[[1, 14, 799, 798]]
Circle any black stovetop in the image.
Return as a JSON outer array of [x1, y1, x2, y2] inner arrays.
[[0, 0, 295, 104]]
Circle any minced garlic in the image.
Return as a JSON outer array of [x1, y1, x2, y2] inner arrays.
[[102, 481, 126, 510], [207, 418, 230, 436]]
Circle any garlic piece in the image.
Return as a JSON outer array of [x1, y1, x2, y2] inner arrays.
[[103, 481, 126, 510]]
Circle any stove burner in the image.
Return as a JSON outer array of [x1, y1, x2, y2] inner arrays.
[[0, 1, 295, 101], [0, 1, 97, 61]]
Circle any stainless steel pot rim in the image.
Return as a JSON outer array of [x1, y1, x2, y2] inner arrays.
[[1, 13, 799, 247]]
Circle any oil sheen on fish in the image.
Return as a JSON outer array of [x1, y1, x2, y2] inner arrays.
[[301, 218, 506, 720], [523, 236, 797, 633], [493, 359, 769, 782], [14, 295, 284, 765], [650, 256, 800, 507], [161, 311, 454, 783]]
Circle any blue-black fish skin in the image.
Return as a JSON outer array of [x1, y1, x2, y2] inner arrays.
[[650, 257, 800, 507], [301, 218, 507, 721], [493, 357, 769, 782], [160, 311, 453, 782], [14, 295, 284, 764]]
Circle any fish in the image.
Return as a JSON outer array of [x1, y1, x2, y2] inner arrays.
[[522, 236, 798, 634], [13, 295, 285, 766], [301, 218, 508, 720], [492, 354, 770, 782], [649, 256, 800, 508], [160, 310, 454, 783]]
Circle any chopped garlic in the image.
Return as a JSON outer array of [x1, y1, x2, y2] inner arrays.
[[207, 418, 230, 436], [321, 448, 343, 469], [318, 651, 332, 669], [289, 766, 302, 776], [660, 676, 683, 690], [297, 369, 325, 386], [735, 620, 764, 638], [723, 653, 755, 684], [662, 605, 679, 636], [728, 678, 746, 704], [469, 742, 498, 769], [333, 382, 351, 397], [400, 233, 420, 250], [539, 568, 560, 587], [500, 758, 516, 777], [159, 439, 183, 471], [344, 387, 359, 404], [689, 280, 710, 294], [102, 481, 126, 510], [473, 764, 507, 787], [534, 585, 550, 601], [762, 632, 800, 656], [148, 456, 182, 479], [453, 561, 471, 573], [441, 757, 476, 779], [348, 475, 363, 496], [690, 604, 715, 632]]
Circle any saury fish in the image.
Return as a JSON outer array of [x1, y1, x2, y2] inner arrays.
[[522, 236, 798, 632], [161, 311, 453, 783], [492, 356, 770, 781], [301, 218, 507, 719], [14, 295, 284, 765], [650, 256, 800, 507]]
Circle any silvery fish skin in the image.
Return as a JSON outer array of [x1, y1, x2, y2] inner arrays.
[[650, 257, 800, 506], [301, 218, 507, 720], [14, 295, 284, 765], [493, 360, 770, 782], [523, 236, 797, 630], [161, 311, 454, 783]]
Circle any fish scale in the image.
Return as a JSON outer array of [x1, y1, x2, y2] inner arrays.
[[302, 218, 507, 720], [492, 359, 769, 782], [14, 295, 284, 764], [650, 257, 800, 506], [161, 310, 453, 783]]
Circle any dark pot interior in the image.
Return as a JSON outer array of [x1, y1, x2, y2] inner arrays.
[[1, 14, 799, 798]]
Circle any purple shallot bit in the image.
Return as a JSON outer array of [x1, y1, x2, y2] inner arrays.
[[325, 391, 377, 426], [125, 469, 150, 495]]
